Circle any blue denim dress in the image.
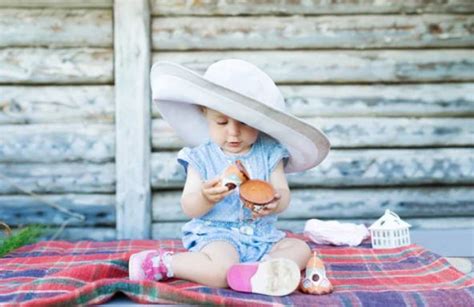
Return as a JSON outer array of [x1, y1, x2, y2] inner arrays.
[[177, 134, 289, 262]]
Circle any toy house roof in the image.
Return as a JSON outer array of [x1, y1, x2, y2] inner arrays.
[[369, 209, 411, 230]]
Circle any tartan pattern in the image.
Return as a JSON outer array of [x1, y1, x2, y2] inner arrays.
[[0, 234, 473, 306]]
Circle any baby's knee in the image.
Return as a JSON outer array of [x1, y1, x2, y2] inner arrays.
[[298, 239, 312, 257], [288, 238, 312, 266], [286, 238, 312, 256]]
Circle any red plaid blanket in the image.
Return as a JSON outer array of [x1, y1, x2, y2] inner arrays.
[[1, 233, 473, 306]]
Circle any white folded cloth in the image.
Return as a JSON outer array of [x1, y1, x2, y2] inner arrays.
[[304, 219, 370, 247]]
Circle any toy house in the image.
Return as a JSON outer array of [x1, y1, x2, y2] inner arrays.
[[369, 209, 411, 249]]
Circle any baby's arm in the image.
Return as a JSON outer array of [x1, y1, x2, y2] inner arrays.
[[269, 160, 291, 214], [181, 166, 233, 218]]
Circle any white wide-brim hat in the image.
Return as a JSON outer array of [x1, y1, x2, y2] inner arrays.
[[150, 59, 330, 173]]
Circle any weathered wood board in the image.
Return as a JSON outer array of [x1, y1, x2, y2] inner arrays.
[[0, 162, 115, 194], [0, 194, 115, 226], [0, 48, 113, 83], [152, 83, 474, 118], [0, 0, 112, 8], [152, 50, 474, 83], [152, 187, 474, 221], [0, 9, 112, 47], [150, 148, 474, 188], [152, 117, 474, 149], [152, 15, 474, 50], [0, 86, 114, 124], [150, 0, 474, 15], [0, 124, 114, 163]]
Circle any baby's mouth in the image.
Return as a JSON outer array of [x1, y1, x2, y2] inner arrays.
[[227, 141, 241, 147]]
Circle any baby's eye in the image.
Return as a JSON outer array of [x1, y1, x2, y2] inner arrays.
[[217, 121, 228, 125]]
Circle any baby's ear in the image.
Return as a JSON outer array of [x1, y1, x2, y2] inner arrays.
[[199, 105, 207, 114]]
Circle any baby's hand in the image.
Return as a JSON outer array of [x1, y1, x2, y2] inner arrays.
[[201, 177, 234, 204], [252, 193, 281, 219]]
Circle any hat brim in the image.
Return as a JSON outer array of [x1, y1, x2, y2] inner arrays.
[[151, 61, 330, 173]]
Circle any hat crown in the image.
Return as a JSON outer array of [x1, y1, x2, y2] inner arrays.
[[203, 59, 285, 111]]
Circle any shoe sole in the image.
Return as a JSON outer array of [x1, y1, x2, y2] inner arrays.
[[251, 258, 300, 296], [227, 258, 300, 296]]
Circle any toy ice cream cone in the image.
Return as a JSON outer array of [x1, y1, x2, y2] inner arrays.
[[220, 160, 250, 190], [300, 251, 333, 295], [239, 179, 275, 214]]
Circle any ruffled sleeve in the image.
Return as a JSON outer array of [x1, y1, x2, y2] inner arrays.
[[177, 147, 207, 179], [264, 136, 290, 173]]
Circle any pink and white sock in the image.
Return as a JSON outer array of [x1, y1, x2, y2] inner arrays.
[[129, 249, 174, 281]]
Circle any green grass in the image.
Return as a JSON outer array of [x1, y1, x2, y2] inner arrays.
[[0, 225, 45, 257]]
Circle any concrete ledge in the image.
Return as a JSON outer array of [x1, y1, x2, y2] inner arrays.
[[411, 228, 474, 257]]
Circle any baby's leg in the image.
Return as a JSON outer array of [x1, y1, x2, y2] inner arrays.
[[225, 239, 307, 296], [172, 241, 239, 288], [266, 237, 311, 269], [267, 237, 333, 295]]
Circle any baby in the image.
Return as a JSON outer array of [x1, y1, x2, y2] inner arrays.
[[129, 59, 333, 296]]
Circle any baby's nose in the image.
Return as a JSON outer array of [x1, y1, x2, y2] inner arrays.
[[227, 121, 241, 136]]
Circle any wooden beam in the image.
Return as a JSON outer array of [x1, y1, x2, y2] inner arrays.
[[152, 187, 474, 221], [151, 83, 474, 118], [152, 117, 474, 149], [0, 9, 112, 48], [152, 15, 474, 50], [0, 162, 115, 194], [114, 0, 151, 239], [0, 86, 114, 124], [152, 50, 474, 83], [0, 124, 114, 163], [0, 48, 112, 84], [150, 0, 474, 15], [0, 194, 115, 226], [150, 148, 474, 188], [0, 0, 112, 8]]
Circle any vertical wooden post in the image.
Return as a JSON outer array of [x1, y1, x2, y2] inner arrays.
[[114, 0, 151, 239]]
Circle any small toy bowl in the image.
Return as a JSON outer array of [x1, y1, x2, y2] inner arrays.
[[239, 179, 275, 213], [220, 160, 250, 190]]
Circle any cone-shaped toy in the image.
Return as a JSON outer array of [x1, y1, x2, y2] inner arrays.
[[220, 160, 250, 190], [300, 251, 334, 295]]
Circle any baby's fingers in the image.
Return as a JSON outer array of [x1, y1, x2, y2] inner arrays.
[[205, 185, 229, 195], [264, 202, 278, 211], [203, 177, 221, 188]]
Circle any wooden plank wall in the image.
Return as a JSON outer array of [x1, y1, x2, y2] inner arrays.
[[0, 0, 473, 241], [0, 0, 116, 240], [149, 0, 474, 238]]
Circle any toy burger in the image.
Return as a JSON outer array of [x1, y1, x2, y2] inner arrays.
[[220, 160, 250, 190], [239, 179, 276, 214]]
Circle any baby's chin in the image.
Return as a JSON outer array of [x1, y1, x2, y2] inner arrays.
[[222, 144, 252, 155]]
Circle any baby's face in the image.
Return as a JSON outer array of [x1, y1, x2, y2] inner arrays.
[[204, 108, 259, 155]]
